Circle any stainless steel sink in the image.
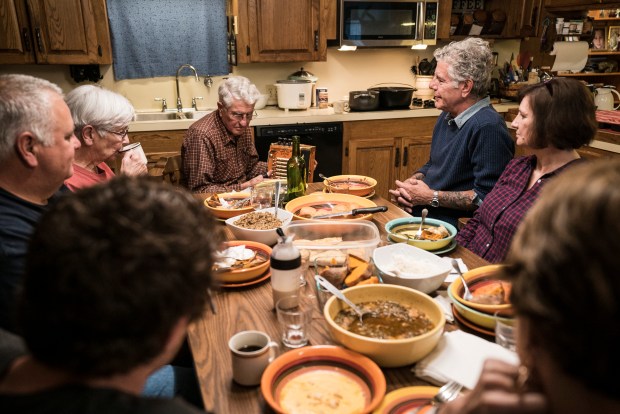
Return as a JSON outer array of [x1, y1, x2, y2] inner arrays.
[[134, 110, 214, 122]]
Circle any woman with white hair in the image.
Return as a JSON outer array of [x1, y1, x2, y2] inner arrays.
[[64, 85, 147, 191], [181, 76, 268, 193]]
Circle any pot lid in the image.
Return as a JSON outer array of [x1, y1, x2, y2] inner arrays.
[[277, 79, 312, 84], [288, 67, 318, 82]]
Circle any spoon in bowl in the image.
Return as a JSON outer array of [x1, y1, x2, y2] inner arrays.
[[273, 181, 281, 218], [414, 208, 428, 240], [319, 173, 335, 192], [451, 259, 473, 301], [315, 275, 375, 324]]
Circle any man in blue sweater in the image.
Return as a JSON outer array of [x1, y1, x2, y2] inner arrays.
[[390, 38, 514, 227]]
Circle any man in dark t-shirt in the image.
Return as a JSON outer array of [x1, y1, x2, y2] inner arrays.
[[0, 178, 222, 413]]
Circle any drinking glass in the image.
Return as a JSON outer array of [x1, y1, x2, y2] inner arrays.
[[251, 186, 273, 210]]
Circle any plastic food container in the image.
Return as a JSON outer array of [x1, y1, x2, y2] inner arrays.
[[284, 221, 381, 267]]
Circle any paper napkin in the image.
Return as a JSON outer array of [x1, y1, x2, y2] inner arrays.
[[413, 330, 519, 389], [442, 257, 467, 283]]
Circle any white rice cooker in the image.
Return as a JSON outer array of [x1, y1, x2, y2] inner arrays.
[[275, 79, 313, 110]]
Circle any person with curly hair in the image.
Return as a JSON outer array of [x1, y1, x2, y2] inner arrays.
[[390, 37, 514, 227]]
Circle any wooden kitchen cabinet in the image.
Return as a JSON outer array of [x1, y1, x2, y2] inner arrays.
[[0, 0, 112, 65], [438, 0, 543, 39], [343, 118, 434, 199], [235, 0, 327, 63], [545, 1, 620, 11]]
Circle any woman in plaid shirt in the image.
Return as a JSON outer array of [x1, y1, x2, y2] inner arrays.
[[456, 78, 597, 263]]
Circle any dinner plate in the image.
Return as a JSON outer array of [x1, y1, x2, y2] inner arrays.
[[261, 345, 386, 414], [323, 187, 376, 199], [373, 386, 439, 414], [214, 240, 271, 284], [219, 269, 271, 288], [451, 304, 495, 337], [387, 237, 457, 255]]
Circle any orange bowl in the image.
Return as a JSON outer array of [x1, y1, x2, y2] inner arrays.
[[204, 192, 254, 220], [285, 192, 378, 221], [324, 175, 377, 197], [449, 264, 513, 315], [213, 240, 271, 283], [261, 345, 386, 414]]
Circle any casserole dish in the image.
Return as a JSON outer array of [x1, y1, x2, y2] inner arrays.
[[368, 85, 415, 110], [348, 90, 380, 111]]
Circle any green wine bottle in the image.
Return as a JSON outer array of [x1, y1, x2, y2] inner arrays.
[[286, 136, 306, 201]]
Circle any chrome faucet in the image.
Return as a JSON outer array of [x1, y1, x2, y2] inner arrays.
[[176, 64, 199, 112]]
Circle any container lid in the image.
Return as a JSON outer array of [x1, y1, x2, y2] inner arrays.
[[288, 67, 318, 82], [277, 79, 312, 84]]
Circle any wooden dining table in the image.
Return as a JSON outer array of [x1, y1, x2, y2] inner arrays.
[[189, 183, 490, 414]]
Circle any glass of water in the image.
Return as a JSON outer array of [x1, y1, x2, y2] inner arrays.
[[276, 295, 312, 348], [251, 186, 273, 210]]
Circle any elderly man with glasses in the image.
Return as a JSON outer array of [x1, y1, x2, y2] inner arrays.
[[64, 85, 147, 192], [182, 76, 269, 193]]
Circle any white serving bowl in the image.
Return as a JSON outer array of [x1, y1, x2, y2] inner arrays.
[[225, 208, 293, 246], [254, 93, 270, 109], [372, 243, 451, 294]]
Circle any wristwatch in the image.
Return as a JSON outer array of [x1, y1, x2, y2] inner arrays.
[[431, 191, 439, 207]]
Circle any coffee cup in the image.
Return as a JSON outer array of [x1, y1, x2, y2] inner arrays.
[[119, 142, 147, 165], [333, 100, 350, 114], [228, 330, 279, 386]]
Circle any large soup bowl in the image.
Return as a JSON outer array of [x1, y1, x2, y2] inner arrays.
[[324, 174, 377, 197], [385, 217, 457, 251], [323, 284, 445, 367]]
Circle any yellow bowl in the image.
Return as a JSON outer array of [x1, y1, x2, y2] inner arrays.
[[204, 192, 254, 220], [448, 288, 514, 330], [324, 175, 377, 197], [214, 240, 271, 283], [324, 284, 445, 367], [285, 192, 378, 221], [449, 265, 513, 315]]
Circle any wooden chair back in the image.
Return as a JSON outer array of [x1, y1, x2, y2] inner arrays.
[[148, 153, 182, 186]]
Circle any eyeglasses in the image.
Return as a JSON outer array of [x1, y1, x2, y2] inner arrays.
[[223, 108, 258, 121], [100, 128, 129, 139]]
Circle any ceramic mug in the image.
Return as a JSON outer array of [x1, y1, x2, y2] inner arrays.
[[228, 330, 279, 386], [594, 88, 620, 111], [333, 100, 350, 114]]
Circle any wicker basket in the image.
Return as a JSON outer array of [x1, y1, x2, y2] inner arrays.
[[499, 82, 529, 101]]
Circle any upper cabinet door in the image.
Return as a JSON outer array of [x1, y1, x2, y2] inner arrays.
[[0, 0, 36, 63], [26, 0, 112, 64], [240, 0, 326, 63]]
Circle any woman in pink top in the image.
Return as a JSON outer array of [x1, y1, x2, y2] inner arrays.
[[64, 85, 147, 191]]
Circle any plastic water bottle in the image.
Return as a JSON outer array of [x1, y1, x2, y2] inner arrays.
[[271, 228, 301, 309]]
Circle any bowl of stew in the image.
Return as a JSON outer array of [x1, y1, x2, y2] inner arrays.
[[323, 284, 445, 367], [323, 175, 377, 197]]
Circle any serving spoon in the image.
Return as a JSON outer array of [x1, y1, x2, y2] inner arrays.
[[451, 259, 473, 301], [315, 275, 375, 324]]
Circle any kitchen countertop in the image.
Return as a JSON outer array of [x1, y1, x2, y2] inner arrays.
[[129, 102, 520, 132]]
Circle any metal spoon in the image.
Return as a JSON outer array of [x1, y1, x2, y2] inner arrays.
[[319, 173, 335, 191], [451, 259, 473, 301], [414, 208, 428, 240], [273, 181, 281, 218], [315, 275, 375, 324]]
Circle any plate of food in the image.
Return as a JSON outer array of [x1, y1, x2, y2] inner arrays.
[[373, 386, 440, 414], [212, 240, 271, 284], [285, 193, 379, 221], [261, 345, 386, 414], [204, 192, 253, 220]]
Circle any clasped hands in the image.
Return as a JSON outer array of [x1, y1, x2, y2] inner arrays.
[[389, 177, 433, 213]]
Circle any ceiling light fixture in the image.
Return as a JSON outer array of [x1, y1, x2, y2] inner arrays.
[[411, 41, 427, 50]]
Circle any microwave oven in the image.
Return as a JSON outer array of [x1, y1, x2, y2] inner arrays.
[[338, 0, 438, 47]]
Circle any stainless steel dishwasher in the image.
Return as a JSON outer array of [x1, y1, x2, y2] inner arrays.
[[254, 122, 343, 182]]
